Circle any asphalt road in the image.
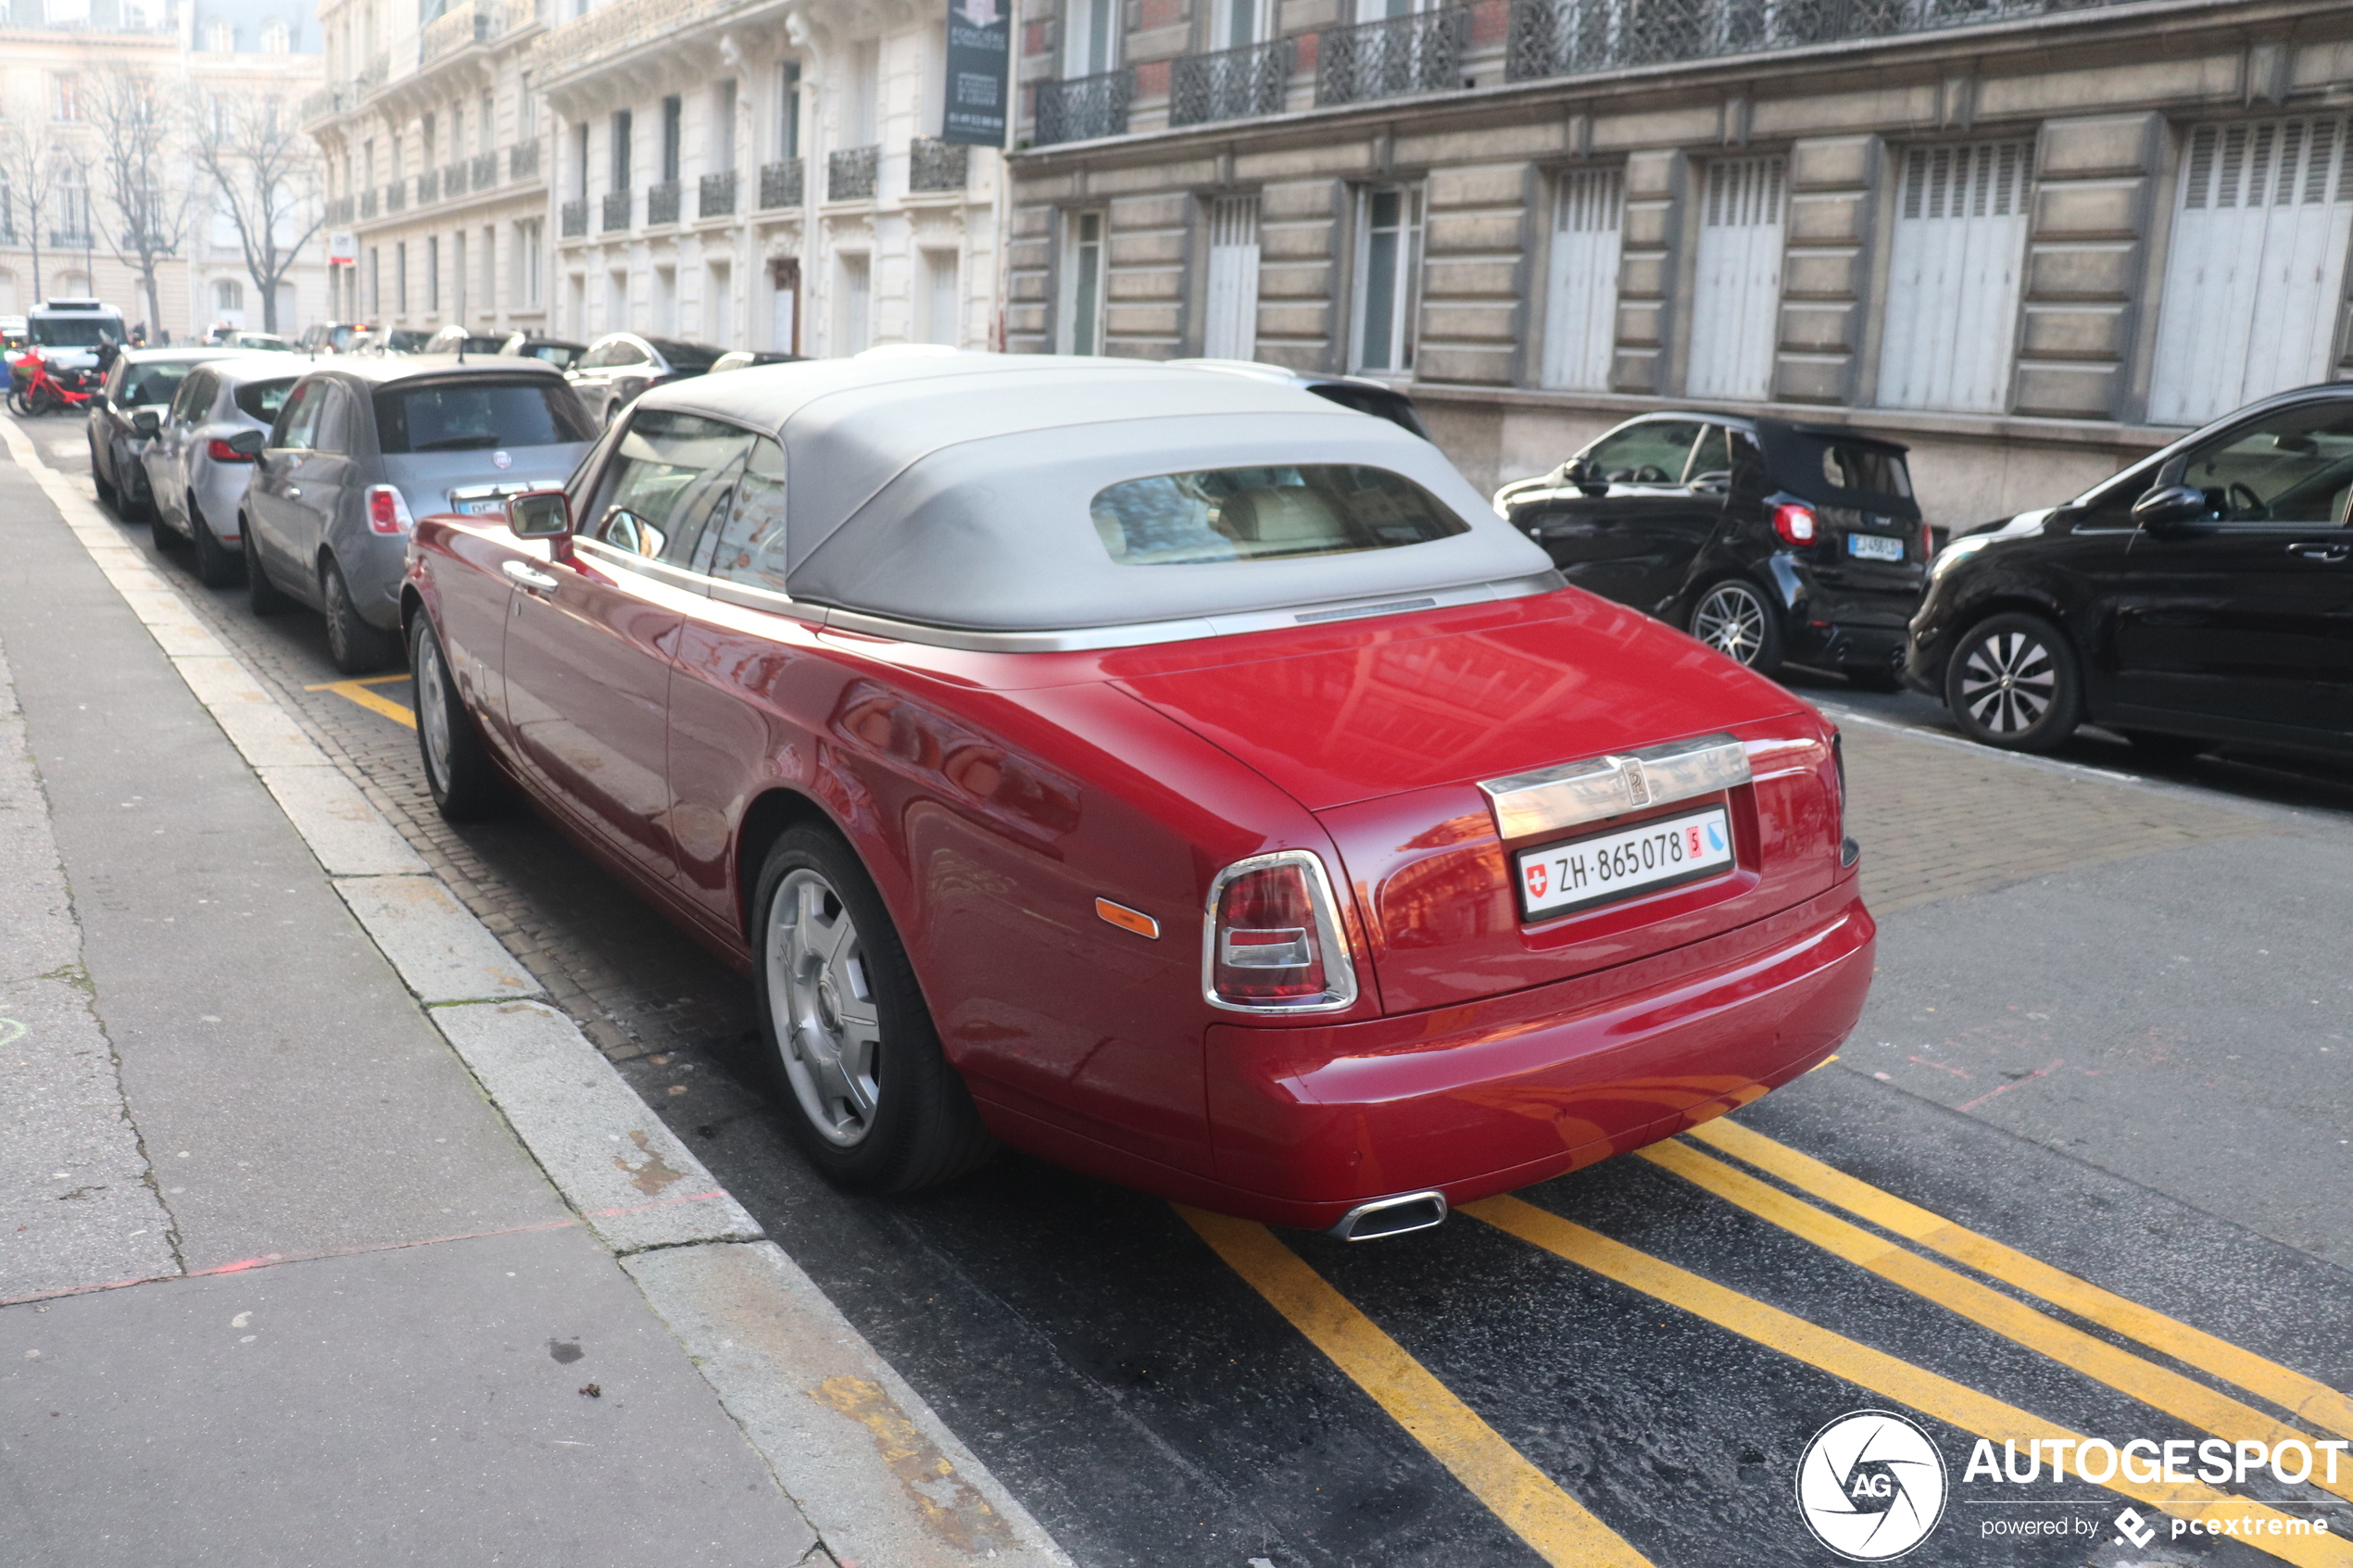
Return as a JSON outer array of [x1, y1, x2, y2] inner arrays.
[[27, 408, 2353, 1568]]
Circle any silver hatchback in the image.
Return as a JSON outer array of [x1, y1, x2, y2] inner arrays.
[[242, 358, 596, 672], [140, 358, 302, 586]]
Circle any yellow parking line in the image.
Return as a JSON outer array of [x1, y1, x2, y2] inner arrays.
[[1687, 1118, 2353, 1441], [1464, 1196, 2353, 1568], [303, 675, 417, 730], [1639, 1139, 2353, 1504], [1176, 1206, 1654, 1568]]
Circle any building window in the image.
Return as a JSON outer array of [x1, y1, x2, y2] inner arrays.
[[1684, 155, 1785, 401], [1213, 0, 1272, 51], [1541, 167, 1622, 392], [1876, 142, 2031, 415], [1350, 184, 1420, 374], [573, 121, 590, 201], [396, 241, 409, 314], [427, 235, 440, 312], [1064, 0, 1117, 77], [836, 252, 871, 353], [368, 247, 381, 315], [610, 108, 633, 191], [777, 61, 801, 161], [54, 75, 82, 121], [1201, 194, 1260, 361], [454, 231, 467, 320], [1059, 209, 1105, 355], [850, 42, 880, 147], [661, 94, 682, 183], [206, 18, 233, 50], [262, 17, 289, 52], [921, 250, 958, 346], [479, 92, 495, 153], [712, 80, 736, 174], [519, 220, 543, 306], [653, 263, 676, 333]]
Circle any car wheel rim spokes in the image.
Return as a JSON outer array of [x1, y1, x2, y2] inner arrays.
[[1958, 632, 2056, 734], [1694, 585, 1766, 664], [418, 635, 455, 794], [767, 869, 879, 1148]]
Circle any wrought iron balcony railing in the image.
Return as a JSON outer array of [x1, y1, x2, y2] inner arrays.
[[472, 152, 498, 188], [328, 194, 356, 224], [560, 197, 586, 236], [647, 179, 681, 223], [299, 84, 351, 124], [1316, 6, 1470, 106], [444, 160, 468, 196], [827, 144, 878, 201], [909, 137, 969, 192], [361, 188, 379, 219], [510, 140, 539, 180], [759, 158, 803, 208], [50, 229, 92, 249], [358, 50, 389, 89], [699, 169, 736, 217], [602, 189, 631, 230], [1035, 68, 1133, 145], [417, 168, 439, 203], [385, 180, 407, 212], [1171, 37, 1296, 127], [421, 0, 495, 64]]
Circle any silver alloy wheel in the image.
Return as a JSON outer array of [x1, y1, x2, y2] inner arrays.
[[1692, 582, 1770, 665], [1957, 628, 2057, 734], [417, 629, 456, 797], [766, 869, 882, 1148]]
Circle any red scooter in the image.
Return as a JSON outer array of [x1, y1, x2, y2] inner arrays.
[[7, 349, 96, 417]]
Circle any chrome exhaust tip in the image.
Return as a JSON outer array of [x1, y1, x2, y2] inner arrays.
[[1325, 1189, 1448, 1242]]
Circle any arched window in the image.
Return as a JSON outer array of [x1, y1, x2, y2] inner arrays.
[[262, 18, 289, 51], [215, 278, 245, 312], [206, 18, 233, 50]]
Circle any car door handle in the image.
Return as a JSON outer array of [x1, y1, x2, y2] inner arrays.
[[2285, 542, 2350, 562], [502, 559, 561, 592]]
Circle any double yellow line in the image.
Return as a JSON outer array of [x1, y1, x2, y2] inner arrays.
[[1190, 1122, 2353, 1568]]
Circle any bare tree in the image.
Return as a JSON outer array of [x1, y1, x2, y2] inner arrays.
[[0, 121, 63, 302], [192, 89, 321, 333], [86, 59, 193, 338]]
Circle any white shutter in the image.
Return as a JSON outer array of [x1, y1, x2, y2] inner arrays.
[[1541, 168, 1622, 391], [1686, 156, 1786, 400], [1202, 195, 1262, 360], [1877, 142, 2031, 412], [2148, 117, 2353, 426]]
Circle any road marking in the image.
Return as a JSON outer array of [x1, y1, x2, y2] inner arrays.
[[1687, 1118, 2353, 1441], [1176, 1205, 1655, 1568], [1463, 1196, 2353, 1568], [1640, 1138, 2353, 1503], [304, 673, 417, 729]]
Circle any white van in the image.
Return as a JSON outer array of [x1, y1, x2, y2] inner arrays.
[[28, 298, 128, 372]]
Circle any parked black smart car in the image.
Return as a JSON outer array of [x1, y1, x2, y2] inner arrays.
[[1906, 383, 2352, 759], [1494, 413, 1929, 684]]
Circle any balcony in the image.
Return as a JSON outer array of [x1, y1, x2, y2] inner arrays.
[[450, 160, 472, 196], [1316, 6, 1471, 106], [909, 138, 969, 193], [386, 180, 408, 213], [1504, 0, 2120, 82], [699, 169, 736, 217], [1171, 36, 1297, 127], [758, 158, 803, 208], [647, 179, 681, 223], [561, 197, 587, 237], [1034, 69, 1132, 146], [50, 229, 92, 249], [472, 152, 498, 188], [299, 84, 351, 125], [510, 141, 540, 179], [421, 0, 495, 64], [602, 190, 632, 230], [418, 168, 440, 203], [328, 194, 356, 225], [827, 145, 878, 202], [358, 49, 389, 89], [361, 188, 380, 219]]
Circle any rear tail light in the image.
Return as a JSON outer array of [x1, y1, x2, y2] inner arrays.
[[366, 484, 415, 534], [1204, 849, 1358, 1013], [1772, 503, 1818, 546], [1920, 521, 1935, 563], [206, 437, 254, 463]]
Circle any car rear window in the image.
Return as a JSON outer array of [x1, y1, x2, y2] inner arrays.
[[373, 380, 597, 454], [233, 379, 296, 423], [1820, 443, 1912, 500], [1756, 424, 1915, 510], [122, 363, 193, 407], [646, 338, 718, 371], [1091, 465, 1469, 565]]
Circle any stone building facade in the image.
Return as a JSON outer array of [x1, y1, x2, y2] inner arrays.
[[1005, 0, 2353, 522]]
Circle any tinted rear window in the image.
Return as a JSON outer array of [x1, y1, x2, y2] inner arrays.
[[32, 315, 123, 346], [1757, 425, 1915, 509], [122, 363, 194, 407], [234, 379, 296, 423], [1820, 444, 1911, 499], [646, 338, 718, 371], [373, 381, 597, 454], [1092, 465, 1469, 565]]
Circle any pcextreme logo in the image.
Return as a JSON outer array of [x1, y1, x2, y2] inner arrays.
[[1795, 1411, 1950, 1561]]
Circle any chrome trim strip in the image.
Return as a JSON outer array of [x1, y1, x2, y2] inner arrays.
[[1478, 733, 1751, 840], [573, 537, 714, 597], [1201, 848, 1359, 1016], [707, 576, 804, 618], [1295, 596, 1438, 625], [1327, 1190, 1449, 1241]]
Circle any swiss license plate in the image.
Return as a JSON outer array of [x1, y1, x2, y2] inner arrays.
[[457, 498, 509, 516], [1514, 806, 1735, 922], [1847, 533, 1906, 562]]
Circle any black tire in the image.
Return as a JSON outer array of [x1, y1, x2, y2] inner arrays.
[[111, 443, 151, 521], [91, 435, 119, 511], [322, 556, 402, 674], [2123, 728, 2208, 761], [148, 492, 182, 551], [1686, 578, 1786, 676], [410, 613, 509, 820], [750, 824, 994, 1194], [188, 498, 244, 588], [245, 518, 293, 616], [1943, 611, 2083, 754], [6, 388, 28, 416]]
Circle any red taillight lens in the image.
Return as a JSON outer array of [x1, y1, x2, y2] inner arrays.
[[1773, 503, 1818, 546], [366, 484, 414, 534], [1921, 522, 1935, 563], [1206, 851, 1356, 1010], [206, 438, 253, 463]]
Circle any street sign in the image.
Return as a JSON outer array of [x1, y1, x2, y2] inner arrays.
[[328, 231, 358, 267]]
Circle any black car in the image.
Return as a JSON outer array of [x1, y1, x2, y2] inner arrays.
[[1906, 383, 2353, 759], [1494, 413, 1928, 684], [1168, 358, 1431, 439], [565, 332, 723, 425], [423, 326, 510, 356], [87, 347, 246, 521], [497, 332, 587, 370]]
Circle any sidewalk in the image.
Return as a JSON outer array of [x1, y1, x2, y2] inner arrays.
[[0, 437, 1064, 1566]]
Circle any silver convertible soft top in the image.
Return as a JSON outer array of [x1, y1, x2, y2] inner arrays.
[[642, 352, 1555, 635]]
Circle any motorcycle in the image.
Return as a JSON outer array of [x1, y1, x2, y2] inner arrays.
[[8, 351, 95, 417]]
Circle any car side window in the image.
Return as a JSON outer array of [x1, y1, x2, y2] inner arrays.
[[170, 370, 211, 424], [1686, 425, 1733, 487], [583, 410, 756, 568], [2177, 402, 2353, 526], [1586, 421, 1702, 487], [702, 436, 788, 592], [273, 383, 321, 451]]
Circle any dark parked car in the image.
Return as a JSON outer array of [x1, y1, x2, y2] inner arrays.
[[565, 332, 723, 425], [708, 349, 804, 374], [1169, 358, 1431, 439], [243, 357, 598, 673], [498, 332, 586, 370], [1906, 383, 2353, 759], [88, 347, 246, 521], [1494, 414, 1929, 685], [423, 326, 510, 356]]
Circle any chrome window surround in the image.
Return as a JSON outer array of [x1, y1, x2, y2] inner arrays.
[[1478, 734, 1751, 841], [1201, 848, 1360, 1015]]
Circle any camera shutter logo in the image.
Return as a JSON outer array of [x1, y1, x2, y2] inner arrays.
[[1795, 1410, 1949, 1561]]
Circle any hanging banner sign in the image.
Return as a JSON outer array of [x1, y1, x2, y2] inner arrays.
[[942, 0, 1011, 147]]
